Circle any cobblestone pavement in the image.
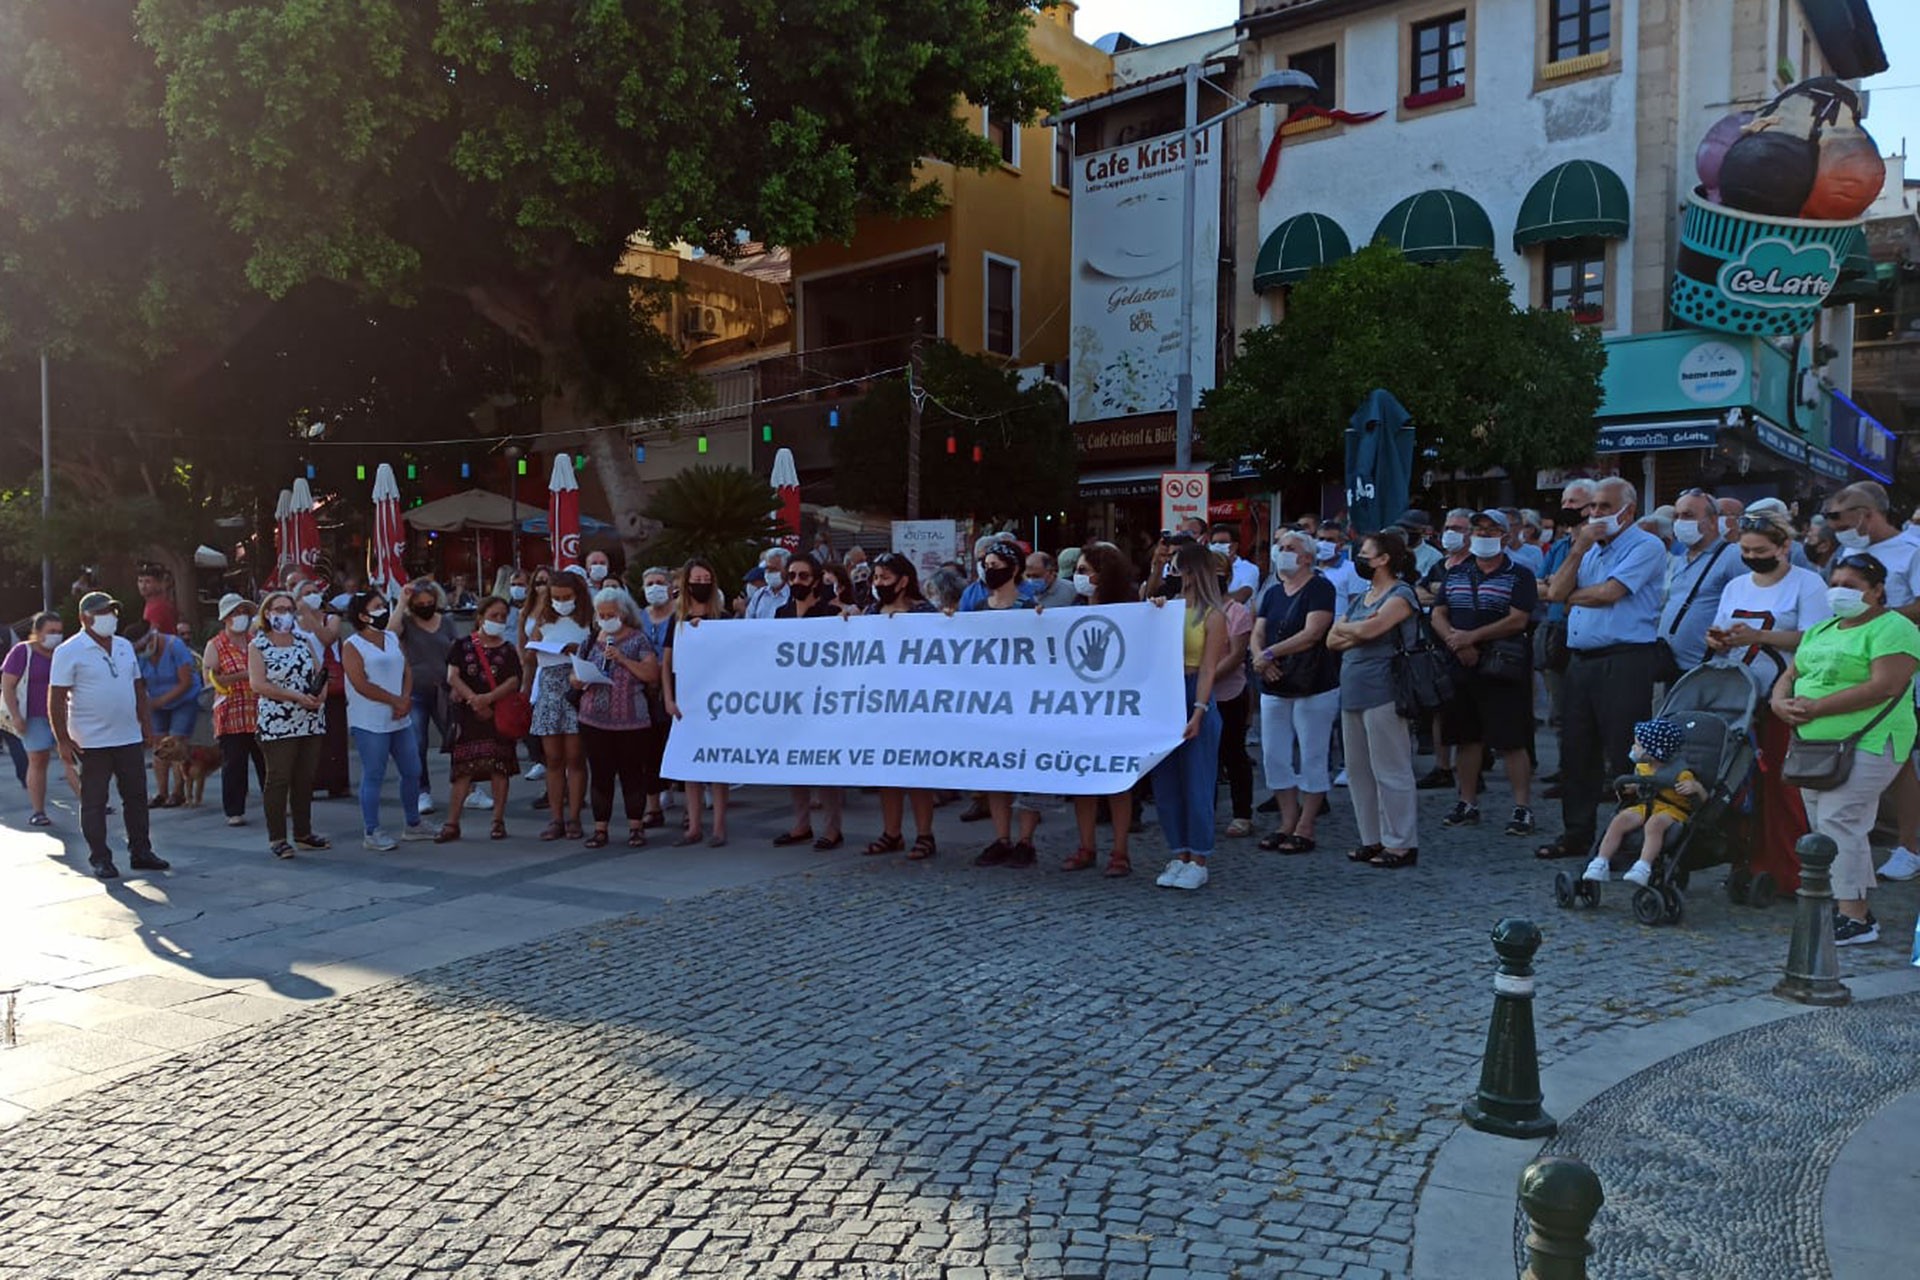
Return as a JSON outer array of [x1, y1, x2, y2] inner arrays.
[[1526, 992, 1920, 1280], [0, 762, 1915, 1279]]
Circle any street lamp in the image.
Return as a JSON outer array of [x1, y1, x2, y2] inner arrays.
[[1175, 65, 1318, 472]]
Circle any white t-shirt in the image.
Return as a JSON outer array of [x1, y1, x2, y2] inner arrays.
[[47, 633, 143, 749], [1709, 567, 1832, 704], [344, 631, 410, 733], [1228, 556, 1261, 598], [1863, 533, 1920, 608], [1323, 560, 1366, 619]]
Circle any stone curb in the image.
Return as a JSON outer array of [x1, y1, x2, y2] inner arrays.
[[1410, 966, 1920, 1279]]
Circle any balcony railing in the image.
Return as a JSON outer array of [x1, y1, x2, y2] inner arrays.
[[757, 334, 916, 402]]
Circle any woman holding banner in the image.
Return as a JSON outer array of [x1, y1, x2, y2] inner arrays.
[[1062, 542, 1139, 877], [663, 558, 732, 848], [1151, 543, 1228, 891], [862, 553, 941, 861], [968, 540, 1041, 869]]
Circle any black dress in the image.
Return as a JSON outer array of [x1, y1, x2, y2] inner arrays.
[[447, 636, 523, 782]]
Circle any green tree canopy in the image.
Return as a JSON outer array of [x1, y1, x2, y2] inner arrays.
[[830, 341, 1076, 520], [1203, 244, 1607, 478], [638, 465, 780, 594]]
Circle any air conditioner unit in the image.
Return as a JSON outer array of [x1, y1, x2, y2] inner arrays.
[[682, 306, 721, 340]]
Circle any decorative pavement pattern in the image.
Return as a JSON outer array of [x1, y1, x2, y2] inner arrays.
[[1523, 991, 1920, 1280], [0, 777, 1915, 1279]]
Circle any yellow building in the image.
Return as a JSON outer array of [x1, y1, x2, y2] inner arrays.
[[786, 3, 1113, 371]]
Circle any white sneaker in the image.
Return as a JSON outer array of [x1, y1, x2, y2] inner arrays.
[[1622, 861, 1653, 887], [400, 824, 434, 842], [417, 793, 435, 816], [1171, 861, 1210, 891], [465, 790, 491, 810], [362, 829, 398, 852], [1333, 769, 1349, 787], [1581, 856, 1611, 883], [1155, 859, 1189, 888], [525, 763, 547, 782], [1875, 846, 1920, 881]]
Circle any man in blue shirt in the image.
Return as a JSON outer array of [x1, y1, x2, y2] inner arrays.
[[1538, 480, 1594, 736], [1537, 477, 1667, 860], [1658, 488, 1745, 672]]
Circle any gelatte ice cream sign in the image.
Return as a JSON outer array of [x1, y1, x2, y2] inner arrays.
[[1672, 78, 1882, 338]]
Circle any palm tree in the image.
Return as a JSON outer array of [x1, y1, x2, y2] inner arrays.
[[638, 465, 781, 591]]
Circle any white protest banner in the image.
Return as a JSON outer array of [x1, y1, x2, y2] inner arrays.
[[891, 519, 961, 581], [661, 603, 1189, 793]]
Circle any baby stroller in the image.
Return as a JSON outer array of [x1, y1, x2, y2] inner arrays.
[[1552, 665, 1758, 926]]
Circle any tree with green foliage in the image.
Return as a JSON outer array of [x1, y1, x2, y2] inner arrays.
[[638, 466, 780, 595], [1203, 244, 1607, 478], [830, 341, 1076, 520], [125, 0, 1064, 559]]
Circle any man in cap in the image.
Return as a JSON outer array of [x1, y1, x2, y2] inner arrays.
[[48, 592, 169, 879], [1397, 511, 1442, 577]]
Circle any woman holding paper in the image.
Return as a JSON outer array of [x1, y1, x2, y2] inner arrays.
[[1063, 542, 1139, 877], [663, 558, 732, 847], [636, 566, 677, 828], [575, 587, 659, 849], [437, 595, 524, 841], [527, 569, 592, 840]]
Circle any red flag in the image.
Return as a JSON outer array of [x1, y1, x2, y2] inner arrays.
[[1257, 107, 1386, 198]]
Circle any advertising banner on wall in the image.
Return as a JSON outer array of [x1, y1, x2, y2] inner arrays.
[[1069, 126, 1220, 423]]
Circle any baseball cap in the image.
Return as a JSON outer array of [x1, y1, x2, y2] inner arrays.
[[78, 591, 117, 614], [1395, 510, 1432, 531], [1471, 509, 1511, 530]]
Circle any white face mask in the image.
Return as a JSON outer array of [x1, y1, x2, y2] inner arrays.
[[1208, 542, 1232, 557], [644, 584, 670, 607], [509, 586, 527, 602], [597, 615, 622, 632], [1835, 527, 1873, 552], [300, 593, 323, 610], [40, 632, 61, 649], [228, 615, 250, 633], [1071, 572, 1093, 596], [1441, 530, 1467, 553], [89, 614, 118, 638], [1315, 540, 1338, 563], [587, 563, 609, 582], [480, 619, 508, 638], [1589, 512, 1622, 537], [1827, 586, 1869, 618], [268, 612, 295, 633], [1274, 551, 1301, 574], [1672, 519, 1705, 547], [551, 599, 576, 616], [1469, 535, 1504, 559], [765, 570, 785, 591]]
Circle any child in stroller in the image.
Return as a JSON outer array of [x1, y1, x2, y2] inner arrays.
[[1582, 718, 1707, 887]]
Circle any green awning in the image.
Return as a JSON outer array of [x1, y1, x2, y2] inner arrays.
[[1372, 189, 1495, 263], [1825, 225, 1881, 307], [1253, 213, 1353, 292], [1512, 160, 1631, 249]]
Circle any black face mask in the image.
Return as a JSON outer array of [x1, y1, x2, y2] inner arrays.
[[874, 580, 901, 605], [1559, 507, 1587, 528], [410, 603, 436, 619], [1163, 574, 1183, 597], [686, 582, 714, 604], [789, 580, 814, 600], [983, 564, 1015, 590], [1742, 555, 1780, 575]]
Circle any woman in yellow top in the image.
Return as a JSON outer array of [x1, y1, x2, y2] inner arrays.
[[1150, 542, 1229, 891], [1771, 553, 1920, 947]]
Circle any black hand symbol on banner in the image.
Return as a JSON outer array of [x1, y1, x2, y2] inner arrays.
[[1077, 627, 1112, 673]]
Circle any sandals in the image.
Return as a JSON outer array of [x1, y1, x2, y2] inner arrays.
[[1257, 831, 1288, 851], [642, 811, 665, 828], [1370, 847, 1419, 869], [627, 828, 646, 848], [1103, 854, 1132, 878], [539, 821, 566, 842], [270, 841, 295, 859], [1346, 843, 1385, 863], [434, 824, 462, 844], [565, 822, 584, 841], [907, 835, 937, 861], [864, 833, 906, 857], [491, 820, 507, 841], [813, 833, 844, 852], [583, 829, 610, 849], [292, 833, 331, 850], [28, 811, 50, 827], [1535, 839, 1586, 861], [1280, 835, 1317, 855], [672, 831, 704, 847], [1062, 847, 1099, 872], [772, 828, 814, 847]]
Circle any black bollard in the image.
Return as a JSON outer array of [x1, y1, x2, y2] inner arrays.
[[1519, 1156, 1604, 1280], [1773, 833, 1851, 1006], [1463, 917, 1557, 1138]]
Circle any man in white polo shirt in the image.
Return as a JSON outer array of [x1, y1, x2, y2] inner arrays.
[[49, 591, 169, 880]]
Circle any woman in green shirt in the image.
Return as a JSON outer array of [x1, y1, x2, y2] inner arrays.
[[1770, 554, 1920, 947]]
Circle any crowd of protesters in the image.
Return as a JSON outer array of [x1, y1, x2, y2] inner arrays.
[[4, 482, 1914, 950]]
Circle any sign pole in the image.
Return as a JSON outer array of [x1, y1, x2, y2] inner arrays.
[[39, 352, 52, 613], [905, 333, 924, 521], [1175, 61, 1199, 473]]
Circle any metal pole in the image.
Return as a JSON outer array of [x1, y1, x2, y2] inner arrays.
[[1175, 61, 1200, 474], [39, 353, 52, 612], [905, 333, 924, 521]]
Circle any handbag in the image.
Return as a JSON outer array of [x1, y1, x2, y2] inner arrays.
[[1259, 578, 1325, 698], [1533, 620, 1569, 674], [473, 640, 533, 739], [1781, 695, 1902, 791], [1386, 594, 1456, 720], [1464, 566, 1531, 684]]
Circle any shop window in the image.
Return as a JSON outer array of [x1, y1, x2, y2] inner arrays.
[[1410, 12, 1468, 98], [1544, 238, 1608, 324], [1549, 0, 1609, 62], [985, 256, 1019, 356]]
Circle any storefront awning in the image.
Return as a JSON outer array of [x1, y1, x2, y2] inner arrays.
[[1594, 419, 1721, 453], [1513, 160, 1630, 249], [1078, 466, 1165, 500], [1254, 213, 1353, 292], [1825, 225, 1881, 307], [1372, 189, 1495, 263]]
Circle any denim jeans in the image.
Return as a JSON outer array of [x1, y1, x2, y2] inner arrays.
[[1151, 674, 1222, 858], [409, 688, 445, 796], [350, 723, 424, 834]]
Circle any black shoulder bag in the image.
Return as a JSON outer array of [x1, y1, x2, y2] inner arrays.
[[1259, 578, 1325, 698], [1781, 625, 1905, 791], [1654, 541, 1730, 683], [1466, 565, 1531, 684], [1387, 589, 1456, 720]]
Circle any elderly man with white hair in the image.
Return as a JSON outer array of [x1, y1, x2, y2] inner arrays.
[[742, 547, 792, 619], [1536, 476, 1668, 862], [1658, 487, 1745, 676]]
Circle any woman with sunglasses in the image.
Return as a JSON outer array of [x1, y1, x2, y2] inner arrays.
[[862, 554, 941, 860], [1770, 553, 1920, 947]]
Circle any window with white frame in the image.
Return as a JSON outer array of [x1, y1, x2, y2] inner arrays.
[[984, 108, 1019, 167], [985, 256, 1019, 356]]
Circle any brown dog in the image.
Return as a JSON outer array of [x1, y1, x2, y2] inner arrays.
[[152, 736, 221, 808]]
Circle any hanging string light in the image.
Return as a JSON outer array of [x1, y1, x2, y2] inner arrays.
[[946, 433, 957, 455]]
